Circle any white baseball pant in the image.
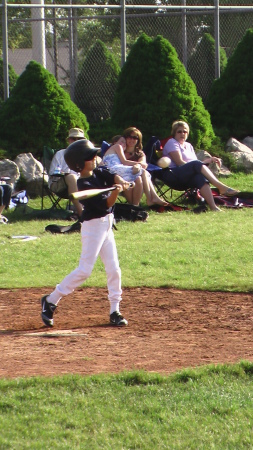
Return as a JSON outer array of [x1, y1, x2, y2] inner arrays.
[[48, 213, 122, 312]]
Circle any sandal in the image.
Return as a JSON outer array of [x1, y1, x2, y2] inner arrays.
[[221, 188, 240, 197]]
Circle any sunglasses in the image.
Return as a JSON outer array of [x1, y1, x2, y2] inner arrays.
[[127, 135, 139, 140], [177, 130, 188, 134]]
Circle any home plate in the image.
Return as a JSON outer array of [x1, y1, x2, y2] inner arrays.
[[24, 330, 88, 337]]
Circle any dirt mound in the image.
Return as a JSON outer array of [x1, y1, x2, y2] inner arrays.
[[1, 287, 253, 378]]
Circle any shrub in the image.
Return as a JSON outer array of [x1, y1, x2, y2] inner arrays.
[[111, 33, 215, 148], [206, 28, 253, 141], [75, 40, 120, 124], [89, 119, 120, 147], [188, 33, 227, 102], [0, 60, 89, 159]]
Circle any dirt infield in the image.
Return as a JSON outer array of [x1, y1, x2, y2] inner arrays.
[[1, 287, 253, 379]]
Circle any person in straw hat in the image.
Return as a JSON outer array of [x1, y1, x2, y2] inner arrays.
[[48, 128, 85, 218]]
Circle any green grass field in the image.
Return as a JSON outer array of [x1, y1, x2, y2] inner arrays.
[[1, 184, 252, 291], [1, 173, 253, 448], [1, 364, 253, 449]]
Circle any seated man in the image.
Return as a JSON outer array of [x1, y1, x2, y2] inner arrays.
[[0, 179, 12, 224], [49, 128, 85, 218]]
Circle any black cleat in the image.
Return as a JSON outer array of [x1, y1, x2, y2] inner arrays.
[[110, 311, 128, 326], [41, 295, 57, 327]]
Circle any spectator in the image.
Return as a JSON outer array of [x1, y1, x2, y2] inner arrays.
[[103, 135, 143, 181], [122, 127, 168, 206], [160, 120, 239, 211], [49, 128, 85, 218], [0, 179, 12, 224]]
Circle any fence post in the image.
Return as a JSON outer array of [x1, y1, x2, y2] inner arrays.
[[2, 0, 9, 100], [120, 0, 126, 67], [31, 0, 46, 68], [214, 0, 220, 78], [52, 1, 59, 80], [182, 0, 187, 70], [68, 0, 76, 100]]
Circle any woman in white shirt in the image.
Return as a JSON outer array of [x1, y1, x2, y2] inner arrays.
[[162, 120, 239, 211]]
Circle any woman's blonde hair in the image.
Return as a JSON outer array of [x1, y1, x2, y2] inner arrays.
[[171, 120, 190, 138], [123, 127, 143, 151]]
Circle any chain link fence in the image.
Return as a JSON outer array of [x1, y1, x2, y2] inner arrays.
[[1, 0, 253, 122]]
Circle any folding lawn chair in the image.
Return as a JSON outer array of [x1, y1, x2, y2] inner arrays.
[[41, 146, 70, 211], [144, 136, 204, 208], [144, 136, 174, 203]]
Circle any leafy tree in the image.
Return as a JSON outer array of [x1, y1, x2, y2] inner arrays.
[[0, 60, 89, 159], [0, 1, 32, 50], [188, 33, 227, 102], [206, 28, 253, 141], [75, 40, 120, 124], [172, 0, 253, 59], [0, 59, 18, 104], [112, 33, 215, 149]]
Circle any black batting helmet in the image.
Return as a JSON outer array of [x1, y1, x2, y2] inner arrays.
[[64, 139, 98, 172]]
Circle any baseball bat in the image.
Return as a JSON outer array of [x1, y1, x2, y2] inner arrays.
[[70, 186, 117, 201]]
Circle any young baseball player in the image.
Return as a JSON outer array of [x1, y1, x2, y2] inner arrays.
[[41, 139, 133, 327]]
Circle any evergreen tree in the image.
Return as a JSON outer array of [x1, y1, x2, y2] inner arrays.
[[188, 33, 227, 102], [206, 28, 253, 140], [0, 61, 89, 159], [112, 33, 215, 148], [75, 40, 120, 124]]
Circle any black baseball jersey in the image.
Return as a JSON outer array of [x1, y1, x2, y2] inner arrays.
[[77, 167, 116, 222]]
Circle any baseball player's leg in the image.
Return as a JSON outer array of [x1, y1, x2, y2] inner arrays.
[[52, 218, 109, 299], [99, 217, 127, 326], [100, 228, 122, 311], [41, 218, 108, 326]]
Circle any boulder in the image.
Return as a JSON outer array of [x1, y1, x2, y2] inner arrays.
[[0, 159, 20, 187], [226, 138, 253, 173], [14, 153, 44, 197], [242, 136, 253, 151]]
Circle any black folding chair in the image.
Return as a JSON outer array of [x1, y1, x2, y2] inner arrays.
[[144, 136, 204, 207], [41, 146, 70, 211], [144, 136, 175, 203]]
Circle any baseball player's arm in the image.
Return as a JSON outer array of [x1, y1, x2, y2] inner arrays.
[[114, 174, 135, 192], [106, 184, 123, 208], [106, 180, 134, 208]]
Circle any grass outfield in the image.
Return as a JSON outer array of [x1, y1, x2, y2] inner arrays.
[[1, 363, 253, 449], [1, 199, 252, 291]]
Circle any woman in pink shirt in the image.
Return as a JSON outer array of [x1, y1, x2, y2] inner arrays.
[[162, 120, 239, 211]]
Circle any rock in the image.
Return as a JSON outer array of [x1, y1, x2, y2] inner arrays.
[[226, 138, 253, 173], [196, 150, 231, 176], [0, 159, 20, 187], [14, 153, 44, 197], [242, 136, 253, 151]]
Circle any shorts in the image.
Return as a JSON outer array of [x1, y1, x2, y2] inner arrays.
[[49, 176, 67, 194], [0, 184, 12, 207]]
